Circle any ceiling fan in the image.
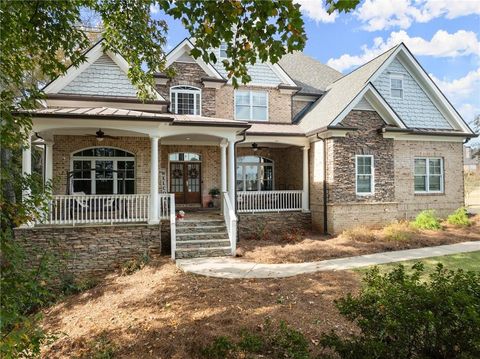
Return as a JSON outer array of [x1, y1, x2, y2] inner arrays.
[[251, 142, 268, 152], [84, 129, 119, 142]]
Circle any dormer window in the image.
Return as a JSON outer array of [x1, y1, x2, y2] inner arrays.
[[219, 42, 228, 59], [170, 86, 201, 115], [390, 75, 403, 99]]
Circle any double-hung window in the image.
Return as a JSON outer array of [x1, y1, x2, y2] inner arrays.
[[355, 155, 374, 195], [235, 90, 268, 121], [219, 42, 228, 59], [170, 86, 201, 115], [390, 75, 403, 99], [414, 158, 443, 193]]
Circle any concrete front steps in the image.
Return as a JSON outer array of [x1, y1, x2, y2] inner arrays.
[[175, 218, 231, 259]]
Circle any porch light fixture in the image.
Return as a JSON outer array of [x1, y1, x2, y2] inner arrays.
[[96, 129, 105, 142]]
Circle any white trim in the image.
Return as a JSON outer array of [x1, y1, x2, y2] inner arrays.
[[331, 83, 407, 129], [43, 40, 165, 101], [234, 89, 269, 121], [381, 133, 466, 142], [414, 157, 444, 194], [369, 44, 473, 134], [355, 155, 374, 196], [270, 64, 297, 87], [165, 39, 224, 80], [169, 85, 202, 115]]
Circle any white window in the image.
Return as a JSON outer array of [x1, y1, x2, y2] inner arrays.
[[219, 42, 228, 59], [71, 147, 135, 195], [355, 155, 374, 195], [414, 157, 444, 193], [170, 85, 201, 115], [236, 156, 274, 191], [390, 75, 403, 99], [235, 90, 268, 121]]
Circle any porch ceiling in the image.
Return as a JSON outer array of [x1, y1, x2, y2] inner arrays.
[[37, 127, 149, 141]]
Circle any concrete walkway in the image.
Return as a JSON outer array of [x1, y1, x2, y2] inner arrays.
[[176, 241, 480, 279]]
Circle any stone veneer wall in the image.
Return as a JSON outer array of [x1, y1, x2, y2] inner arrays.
[[52, 135, 152, 195], [238, 212, 312, 240], [156, 62, 216, 117], [161, 144, 221, 207], [14, 225, 161, 278], [330, 110, 395, 203], [236, 147, 303, 190]]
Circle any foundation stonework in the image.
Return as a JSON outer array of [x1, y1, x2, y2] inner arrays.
[[238, 212, 311, 240], [14, 224, 161, 278]]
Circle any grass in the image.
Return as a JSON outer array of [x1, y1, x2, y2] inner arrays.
[[357, 251, 480, 277]]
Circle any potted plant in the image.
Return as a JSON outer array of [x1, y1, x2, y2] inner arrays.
[[209, 188, 220, 208]]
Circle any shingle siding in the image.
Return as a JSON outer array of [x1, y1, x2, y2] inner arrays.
[[60, 54, 138, 97], [211, 48, 283, 85], [373, 58, 452, 129]]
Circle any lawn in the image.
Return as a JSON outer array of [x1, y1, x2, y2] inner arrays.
[[357, 251, 480, 276]]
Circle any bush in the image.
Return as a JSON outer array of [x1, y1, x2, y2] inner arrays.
[[342, 227, 377, 242], [382, 221, 414, 241], [201, 320, 309, 359], [321, 263, 480, 358], [411, 209, 442, 230], [121, 254, 149, 276], [447, 207, 472, 227]]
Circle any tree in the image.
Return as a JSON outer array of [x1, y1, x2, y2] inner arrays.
[[0, 1, 360, 356]]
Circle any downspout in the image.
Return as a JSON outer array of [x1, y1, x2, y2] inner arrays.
[[234, 129, 247, 242], [316, 133, 329, 235]]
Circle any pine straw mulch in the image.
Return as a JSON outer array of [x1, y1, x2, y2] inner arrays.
[[237, 215, 480, 264], [41, 262, 359, 358]]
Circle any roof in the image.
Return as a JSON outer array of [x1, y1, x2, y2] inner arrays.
[[278, 51, 343, 94], [246, 123, 305, 136], [172, 114, 250, 128], [299, 45, 400, 133]]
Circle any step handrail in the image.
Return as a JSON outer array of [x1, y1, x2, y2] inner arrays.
[[222, 191, 237, 256]]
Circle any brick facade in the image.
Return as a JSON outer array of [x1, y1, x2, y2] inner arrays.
[[15, 224, 161, 278]]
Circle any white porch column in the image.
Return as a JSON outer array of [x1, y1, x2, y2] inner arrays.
[[302, 146, 310, 212], [45, 142, 53, 184], [22, 136, 32, 200], [149, 136, 160, 224], [227, 139, 235, 205], [220, 140, 228, 194]]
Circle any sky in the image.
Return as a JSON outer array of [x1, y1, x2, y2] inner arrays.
[[153, 0, 480, 134]]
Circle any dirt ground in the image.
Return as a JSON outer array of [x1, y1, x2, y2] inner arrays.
[[238, 215, 480, 264], [41, 262, 359, 358]]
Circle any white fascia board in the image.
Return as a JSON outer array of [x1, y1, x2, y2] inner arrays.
[[166, 39, 224, 80], [330, 84, 406, 129], [382, 132, 466, 142], [43, 41, 104, 94], [242, 135, 308, 147], [270, 63, 297, 87], [369, 44, 473, 134]]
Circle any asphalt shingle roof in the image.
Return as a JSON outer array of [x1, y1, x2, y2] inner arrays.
[[278, 51, 343, 94]]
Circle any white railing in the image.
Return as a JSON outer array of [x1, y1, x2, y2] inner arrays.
[[159, 193, 173, 220], [237, 190, 303, 213], [165, 194, 176, 260], [223, 192, 237, 256], [38, 194, 150, 226]]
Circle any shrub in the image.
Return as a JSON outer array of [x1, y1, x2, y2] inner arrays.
[[121, 254, 149, 276], [321, 263, 480, 359], [447, 207, 472, 227], [282, 227, 306, 242], [411, 209, 442, 230], [201, 320, 309, 359], [382, 221, 414, 241], [342, 227, 377, 242]]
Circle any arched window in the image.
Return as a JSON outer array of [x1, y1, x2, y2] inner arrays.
[[237, 156, 274, 191], [71, 147, 135, 194], [170, 85, 201, 115]]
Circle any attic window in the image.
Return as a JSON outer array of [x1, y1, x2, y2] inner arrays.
[[390, 75, 403, 99], [170, 86, 201, 115], [219, 42, 228, 59]]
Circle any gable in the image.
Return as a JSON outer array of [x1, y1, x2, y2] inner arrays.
[[60, 54, 138, 98], [373, 58, 452, 129], [353, 96, 375, 111]]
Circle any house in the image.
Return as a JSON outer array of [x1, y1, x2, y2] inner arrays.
[[464, 146, 480, 173], [16, 37, 476, 273]]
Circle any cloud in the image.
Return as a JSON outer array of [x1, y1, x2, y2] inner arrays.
[[296, 0, 338, 23], [356, 0, 480, 31], [327, 30, 480, 72], [430, 68, 480, 99], [150, 4, 160, 14], [458, 103, 480, 125]]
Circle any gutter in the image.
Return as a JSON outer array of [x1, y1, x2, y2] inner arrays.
[[380, 126, 478, 138], [316, 133, 329, 235]]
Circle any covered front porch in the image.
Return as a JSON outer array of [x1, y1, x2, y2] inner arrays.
[[24, 113, 311, 257]]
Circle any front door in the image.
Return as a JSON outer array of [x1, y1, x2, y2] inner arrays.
[[170, 162, 201, 204]]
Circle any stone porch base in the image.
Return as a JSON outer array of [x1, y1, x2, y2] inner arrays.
[[14, 224, 161, 278]]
